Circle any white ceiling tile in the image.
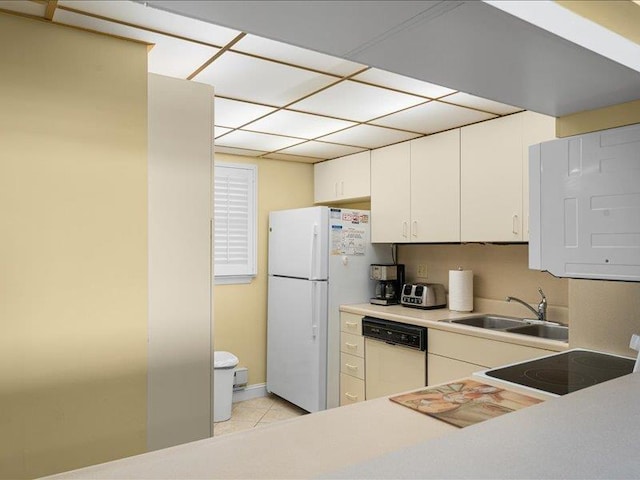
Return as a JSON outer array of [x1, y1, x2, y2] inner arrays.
[[57, 1, 241, 46], [247, 110, 356, 139], [352, 68, 456, 99], [443, 92, 523, 115], [53, 9, 218, 79], [214, 146, 266, 157], [317, 124, 422, 149], [216, 130, 302, 152], [193, 52, 337, 106], [292, 80, 425, 122], [0, 1, 45, 16], [262, 153, 320, 164], [215, 98, 276, 128], [233, 34, 366, 77], [214, 126, 233, 138], [371, 101, 497, 134], [278, 141, 366, 160]]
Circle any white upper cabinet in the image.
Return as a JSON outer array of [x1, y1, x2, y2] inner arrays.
[[460, 111, 555, 242], [371, 142, 411, 243], [371, 130, 460, 243], [410, 129, 460, 242], [314, 150, 371, 204]]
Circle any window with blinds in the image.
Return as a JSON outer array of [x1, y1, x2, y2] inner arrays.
[[213, 162, 257, 282]]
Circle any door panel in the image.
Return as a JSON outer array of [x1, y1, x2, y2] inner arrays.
[[267, 276, 328, 412]]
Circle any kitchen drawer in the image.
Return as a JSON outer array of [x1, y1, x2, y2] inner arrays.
[[341, 352, 365, 380], [341, 332, 364, 358], [340, 373, 365, 406], [340, 312, 362, 335], [428, 329, 552, 368], [427, 352, 484, 386]]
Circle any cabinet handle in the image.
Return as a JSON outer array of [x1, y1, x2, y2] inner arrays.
[[345, 342, 358, 350], [345, 363, 358, 371], [402, 221, 408, 238], [345, 321, 358, 328], [512, 214, 519, 235], [345, 393, 358, 401], [412, 220, 418, 237]]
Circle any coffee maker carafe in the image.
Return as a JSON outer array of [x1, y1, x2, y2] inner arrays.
[[370, 264, 405, 306]]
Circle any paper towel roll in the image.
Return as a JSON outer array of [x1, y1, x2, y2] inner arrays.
[[449, 269, 473, 312]]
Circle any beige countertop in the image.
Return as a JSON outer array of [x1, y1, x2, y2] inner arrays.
[[43, 376, 552, 480], [341, 303, 568, 352]]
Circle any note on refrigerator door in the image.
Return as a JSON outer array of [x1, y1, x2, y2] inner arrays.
[[331, 225, 366, 256]]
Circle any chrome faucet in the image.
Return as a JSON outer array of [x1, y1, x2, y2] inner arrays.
[[506, 288, 547, 321]]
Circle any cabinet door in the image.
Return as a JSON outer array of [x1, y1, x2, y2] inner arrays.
[[427, 353, 483, 386], [313, 160, 337, 203], [340, 151, 371, 201], [410, 129, 461, 242], [371, 142, 411, 243], [461, 114, 523, 242], [521, 112, 555, 241], [314, 151, 371, 204]]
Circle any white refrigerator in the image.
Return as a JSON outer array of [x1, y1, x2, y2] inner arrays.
[[267, 206, 391, 412]]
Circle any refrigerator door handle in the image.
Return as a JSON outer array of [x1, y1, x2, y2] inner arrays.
[[309, 223, 319, 280], [311, 282, 318, 338]]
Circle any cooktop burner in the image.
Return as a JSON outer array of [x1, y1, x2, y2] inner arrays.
[[483, 349, 635, 396]]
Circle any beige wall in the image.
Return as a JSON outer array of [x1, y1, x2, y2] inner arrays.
[[0, 15, 148, 479], [213, 153, 314, 385], [556, 102, 640, 356], [398, 244, 569, 322]]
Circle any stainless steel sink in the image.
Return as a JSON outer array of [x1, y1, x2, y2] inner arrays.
[[450, 315, 526, 330], [506, 324, 569, 341]]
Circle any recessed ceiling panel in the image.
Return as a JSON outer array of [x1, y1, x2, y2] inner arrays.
[[214, 145, 267, 157], [372, 101, 496, 134], [278, 141, 365, 159], [262, 152, 320, 164], [292, 80, 425, 122], [0, 1, 46, 16], [317, 124, 421, 149], [443, 92, 522, 115], [53, 9, 219, 79], [215, 98, 276, 128], [247, 110, 356, 139], [193, 51, 337, 106], [217, 130, 303, 152], [233, 35, 366, 77], [352, 68, 455, 99], [57, 0, 241, 46]]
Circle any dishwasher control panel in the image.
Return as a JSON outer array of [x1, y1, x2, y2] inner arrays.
[[362, 316, 427, 351]]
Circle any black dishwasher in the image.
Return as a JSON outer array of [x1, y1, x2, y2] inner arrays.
[[362, 316, 427, 350]]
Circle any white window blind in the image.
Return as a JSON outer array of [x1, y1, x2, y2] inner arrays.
[[213, 162, 257, 282]]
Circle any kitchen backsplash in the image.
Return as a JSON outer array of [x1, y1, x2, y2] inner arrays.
[[398, 243, 569, 324]]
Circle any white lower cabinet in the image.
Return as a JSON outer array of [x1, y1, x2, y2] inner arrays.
[[427, 329, 554, 385], [339, 312, 366, 406], [364, 338, 426, 400]]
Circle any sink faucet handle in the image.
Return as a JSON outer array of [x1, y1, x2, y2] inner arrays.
[[538, 287, 546, 300], [537, 287, 547, 320]]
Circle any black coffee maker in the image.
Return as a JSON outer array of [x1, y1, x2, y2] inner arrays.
[[370, 264, 405, 306]]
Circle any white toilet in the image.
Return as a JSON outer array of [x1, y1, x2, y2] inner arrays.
[[213, 351, 239, 422]]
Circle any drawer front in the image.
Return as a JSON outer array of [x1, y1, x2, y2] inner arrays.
[[428, 329, 552, 368], [340, 312, 362, 335], [341, 352, 365, 380], [427, 352, 484, 386], [340, 373, 365, 405], [340, 332, 364, 358]]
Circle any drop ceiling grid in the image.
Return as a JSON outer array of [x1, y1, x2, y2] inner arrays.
[[11, 0, 525, 161]]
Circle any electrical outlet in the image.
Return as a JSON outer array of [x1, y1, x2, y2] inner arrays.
[[417, 264, 428, 278]]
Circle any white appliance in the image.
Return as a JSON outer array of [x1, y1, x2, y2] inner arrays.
[[267, 206, 391, 412]]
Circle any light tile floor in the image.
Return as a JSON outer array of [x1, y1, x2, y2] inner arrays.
[[213, 394, 307, 436]]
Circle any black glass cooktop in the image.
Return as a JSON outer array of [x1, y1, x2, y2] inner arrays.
[[484, 349, 635, 396]]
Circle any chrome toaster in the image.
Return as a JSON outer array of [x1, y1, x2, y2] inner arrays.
[[400, 283, 447, 309]]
